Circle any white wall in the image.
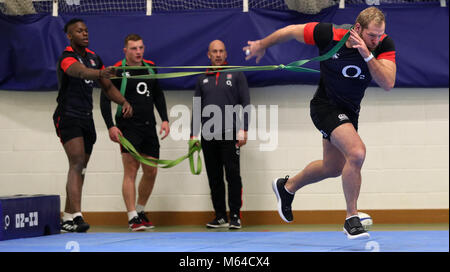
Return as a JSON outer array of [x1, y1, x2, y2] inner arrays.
[[0, 85, 448, 212]]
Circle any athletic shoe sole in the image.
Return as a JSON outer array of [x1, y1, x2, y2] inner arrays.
[[206, 223, 229, 228], [343, 227, 370, 240], [129, 225, 147, 231], [61, 229, 75, 233], [75, 224, 90, 233], [229, 225, 241, 229], [272, 178, 292, 223]]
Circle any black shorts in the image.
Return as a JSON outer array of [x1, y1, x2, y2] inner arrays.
[[53, 113, 97, 154], [117, 120, 160, 159], [310, 98, 359, 140]]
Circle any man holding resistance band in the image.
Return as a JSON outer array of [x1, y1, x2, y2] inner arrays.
[[100, 34, 170, 231], [54, 18, 133, 233], [244, 7, 396, 239]]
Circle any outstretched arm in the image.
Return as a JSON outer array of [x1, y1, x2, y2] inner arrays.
[[65, 61, 107, 80], [243, 24, 307, 63]]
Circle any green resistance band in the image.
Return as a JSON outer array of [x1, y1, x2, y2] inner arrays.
[[114, 28, 351, 174], [119, 135, 202, 175], [111, 27, 351, 80]]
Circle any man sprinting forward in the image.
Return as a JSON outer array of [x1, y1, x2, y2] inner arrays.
[[244, 7, 396, 240]]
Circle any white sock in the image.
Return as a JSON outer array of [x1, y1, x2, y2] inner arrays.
[[284, 185, 295, 195], [72, 212, 83, 219], [63, 212, 73, 222], [128, 210, 138, 221], [136, 204, 145, 213]]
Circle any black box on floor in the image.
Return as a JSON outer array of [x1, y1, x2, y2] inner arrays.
[[0, 194, 60, 241]]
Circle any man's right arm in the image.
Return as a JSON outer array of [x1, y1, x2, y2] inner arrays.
[[244, 24, 307, 63], [63, 57, 131, 113], [65, 60, 104, 80], [260, 24, 307, 47]]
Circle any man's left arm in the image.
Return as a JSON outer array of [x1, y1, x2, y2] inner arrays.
[[152, 74, 170, 140], [366, 58, 396, 91], [349, 28, 396, 91], [99, 77, 133, 117], [237, 72, 250, 147]]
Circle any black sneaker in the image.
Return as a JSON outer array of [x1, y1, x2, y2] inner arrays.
[[61, 220, 76, 233], [73, 216, 90, 233], [138, 211, 155, 229], [343, 216, 370, 240], [128, 216, 146, 231], [272, 175, 294, 222], [229, 214, 241, 229], [206, 216, 229, 228]]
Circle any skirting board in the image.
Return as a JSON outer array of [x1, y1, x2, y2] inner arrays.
[[77, 209, 449, 226]]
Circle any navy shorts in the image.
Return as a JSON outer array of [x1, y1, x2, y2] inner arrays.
[[53, 113, 97, 154], [310, 98, 359, 140], [117, 120, 160, 159]]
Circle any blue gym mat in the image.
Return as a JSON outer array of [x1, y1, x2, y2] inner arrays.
[[0, 230, 447, 252]]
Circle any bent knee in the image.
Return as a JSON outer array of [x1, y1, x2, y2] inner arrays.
[[347, 145, 366, 167]]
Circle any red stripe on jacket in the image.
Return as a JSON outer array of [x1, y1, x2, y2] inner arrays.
[[64, 46, 96, 55], [332, 28, 349, 41], [303, 22, 318, 45], [60, 57, 78, 72], [377, 51, 396, 63]]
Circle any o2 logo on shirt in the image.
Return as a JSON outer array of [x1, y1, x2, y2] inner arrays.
[[341, 65, 366, 80], [136, 82, 150, 97]]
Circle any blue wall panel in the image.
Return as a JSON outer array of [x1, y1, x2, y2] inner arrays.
[[0, 4, 448, 90]]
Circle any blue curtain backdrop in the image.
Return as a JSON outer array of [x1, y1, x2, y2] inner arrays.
[[0, 3, 448, 91]]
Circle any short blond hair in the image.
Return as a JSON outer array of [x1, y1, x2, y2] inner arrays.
[[356, 7, 385, 29]]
